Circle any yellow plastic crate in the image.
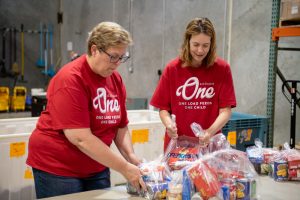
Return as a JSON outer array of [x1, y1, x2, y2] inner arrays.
[[0, 87, 10, 112], [11, 86, 27, 111]]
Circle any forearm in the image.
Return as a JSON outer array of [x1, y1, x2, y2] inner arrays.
[[206, 107, 232, 136], [159, 110, 172, 128], [114, 126, 140, 166], [159, 110, 178, 138], [64, 128, 128, 173]]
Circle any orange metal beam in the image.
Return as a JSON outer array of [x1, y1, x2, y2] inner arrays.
[[272, 27, 300, 41]]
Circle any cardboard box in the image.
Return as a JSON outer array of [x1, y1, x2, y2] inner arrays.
[[281, 0, 300, 21]]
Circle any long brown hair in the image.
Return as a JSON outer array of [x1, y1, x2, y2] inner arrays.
[[180, 17, 217, 67]]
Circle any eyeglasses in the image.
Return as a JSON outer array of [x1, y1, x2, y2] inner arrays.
[[99, 48, 130, 63]]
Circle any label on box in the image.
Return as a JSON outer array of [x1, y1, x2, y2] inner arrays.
[[24, 167, 34, 179], [227, 131, 237, 146], [288, 159, 300, 169], [131, 129, 149, 144], [10, 142, 26, 157], [291, 5, 299, 14], [246, 129, 252, 141]]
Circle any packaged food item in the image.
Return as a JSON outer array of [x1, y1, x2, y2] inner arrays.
[[146, 181, 169, 200], [188, 161, 220, 199], [221, 185, 230, 200], [140, 162, 166, 182], [274, 160, 288, 181], [191, 192, 203, 200], [220, 178, 236, 200], [167, 146, 199, 170], [260, 163, 270, 174], [246, 141, 263, 174], [236, 178, 250, 200], [182, 169, 193, 200], [249, 177, 256, 199], [167, 170, 183, 200], [164, 135, 201, 171], [126, 182, 139, 195], [287, 153, 300, 181], [167, 183, 182, 200]]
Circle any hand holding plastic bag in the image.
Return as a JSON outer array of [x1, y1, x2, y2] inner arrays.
[[207, 133, 231, 153], [139, 156, 170, 183], [190, 122, 206, 147], [166, 114, 178, 139], [191, 122, 230, 155]]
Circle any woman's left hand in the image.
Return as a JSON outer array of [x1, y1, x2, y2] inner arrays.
[[199, 131, 211, 146]]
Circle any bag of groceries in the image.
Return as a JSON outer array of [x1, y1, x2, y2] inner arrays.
[[164, 135, 201, 170]]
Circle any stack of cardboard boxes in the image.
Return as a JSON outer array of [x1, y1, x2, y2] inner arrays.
[[280, 0, 300, 26]]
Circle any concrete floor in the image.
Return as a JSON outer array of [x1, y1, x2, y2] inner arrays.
[[0, 111, 31, 119], [257, 176, 300, 200]]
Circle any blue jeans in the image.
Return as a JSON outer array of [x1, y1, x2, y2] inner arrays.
[[32, 168, 111, 199]]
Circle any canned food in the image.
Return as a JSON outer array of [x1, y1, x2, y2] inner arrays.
[[247, 177, 256, 199], [260, 163, 270, 175], [168, 183, 182, 200], [146, 181, 168, 200], [220, 178, 236, 200], [268, 163, 274, 178], [221, 185, 230, 200], [274, 160, 288, 181], [126, 182, 139, 195], [236, 178, 250, 200]]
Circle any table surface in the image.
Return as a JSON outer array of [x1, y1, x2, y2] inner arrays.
[[41, 176, 300, 200]]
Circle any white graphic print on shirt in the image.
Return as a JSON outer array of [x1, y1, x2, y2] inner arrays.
[[93, 88, 120, 113], [176, 77, 214, 110]]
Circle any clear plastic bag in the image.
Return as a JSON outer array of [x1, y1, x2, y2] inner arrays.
[[167, 170, 183, 200], [139, 156, 170, 183], [190, 122, 205, 147], [186, 160, 220, 200], [281, 142, 300, 181], [132, 157, 171, 199], [200, 133, 231, 156], [190, 122, 231, 156], [164, 135, 201, 170], [186, 149, 259, 200]]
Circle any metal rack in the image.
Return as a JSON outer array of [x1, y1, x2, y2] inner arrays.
[[266, 0, 300, 147]]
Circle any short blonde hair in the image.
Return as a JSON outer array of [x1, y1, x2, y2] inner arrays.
[[180, 17, 217, 67], [87, 22, 132, 56]]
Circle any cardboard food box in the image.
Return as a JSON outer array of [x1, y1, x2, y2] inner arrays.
[[281, 0, 300, 21], [287, 154, 300, 180]]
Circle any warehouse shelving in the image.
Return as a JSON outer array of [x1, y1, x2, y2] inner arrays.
[[266, 0, 300, 148]]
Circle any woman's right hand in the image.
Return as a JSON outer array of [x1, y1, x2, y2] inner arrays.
[[121, 162, 146, 192], [159, 110, 178, 139], [166, 122, 178, 139]]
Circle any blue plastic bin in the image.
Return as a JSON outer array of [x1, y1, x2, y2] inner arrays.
[[221, 112, 268, 151]]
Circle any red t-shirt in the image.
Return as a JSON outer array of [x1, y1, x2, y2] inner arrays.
[[150, 57, 236, 150], [26, 55, 128, 178]]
